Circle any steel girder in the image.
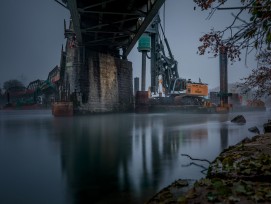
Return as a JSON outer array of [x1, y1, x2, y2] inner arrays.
[[61, 0, 165, 57]]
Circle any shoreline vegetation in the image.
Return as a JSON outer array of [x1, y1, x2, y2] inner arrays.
[[147, 122, 271, 203]]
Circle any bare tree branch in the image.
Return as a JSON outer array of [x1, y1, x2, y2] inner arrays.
[[181, 153, 211, 164], [194, 0, 271, 98]]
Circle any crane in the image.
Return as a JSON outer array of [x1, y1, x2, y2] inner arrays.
[[145, 15, 208, 105]]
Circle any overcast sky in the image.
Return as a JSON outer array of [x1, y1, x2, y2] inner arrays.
[[0, 0, 256, 90]]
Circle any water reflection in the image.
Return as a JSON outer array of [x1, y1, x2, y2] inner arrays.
[[220, 127, 229, 150], [0, 110, 66, 204], [54, 115, 135, 203], [55, 114, 213, 203], [1, 111, 270, 204]]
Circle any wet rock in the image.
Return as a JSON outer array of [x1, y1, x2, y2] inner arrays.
[[264, 120, 271, 133], [231, 115, 246, 124], [146, 179, 195, 204], [147, 134, 271, 203], [248, 126, 260, 134], [208, 134, 271, 181]]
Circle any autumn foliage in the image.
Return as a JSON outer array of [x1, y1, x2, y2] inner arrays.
[[242, 52, 271, 97], [194, 0, 271, 97]]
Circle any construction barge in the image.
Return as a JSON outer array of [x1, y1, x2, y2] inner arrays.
[[52, 14, 266, 116], [134, 91, 266, 114]]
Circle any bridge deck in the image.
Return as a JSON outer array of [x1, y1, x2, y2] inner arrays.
[[61, 0, 165, 57]]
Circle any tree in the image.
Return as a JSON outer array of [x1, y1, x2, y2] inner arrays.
[[194, 0, 271, 97], [3, 79, 25, 92], [242, 51, 271, 97]]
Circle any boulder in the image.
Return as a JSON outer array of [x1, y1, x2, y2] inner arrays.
[[248, 126, 260, 134], [264, 120, 271, 133], [231, 115, 246, 124]]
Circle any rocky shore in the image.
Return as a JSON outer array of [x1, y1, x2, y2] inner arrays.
[[147, 126, 271, 203]]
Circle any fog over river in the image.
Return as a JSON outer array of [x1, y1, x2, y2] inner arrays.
[[0, 110, 270, 204]]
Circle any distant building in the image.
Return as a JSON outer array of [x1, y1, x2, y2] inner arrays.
[[1, 47, 65, 108], [40, 66, 61, 105], [27, 79, 43, 91]]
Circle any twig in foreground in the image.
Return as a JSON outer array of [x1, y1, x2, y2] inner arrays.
[[181, 154, 211, 164]]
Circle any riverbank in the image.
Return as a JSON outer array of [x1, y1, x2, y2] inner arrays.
[[147, 133, 271, 203]]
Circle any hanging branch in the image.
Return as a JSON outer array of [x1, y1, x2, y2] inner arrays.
[[194, 0, 271, 99], [181, 153, 211, 164], [182, 162, 208, 174]]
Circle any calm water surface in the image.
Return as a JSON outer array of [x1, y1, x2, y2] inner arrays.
[[0, 110, 270, 204]]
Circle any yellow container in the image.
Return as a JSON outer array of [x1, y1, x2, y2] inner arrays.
[[186, 83, 208, 96]]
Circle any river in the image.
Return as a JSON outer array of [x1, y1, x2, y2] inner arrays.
[[0, 110, 270, 204]]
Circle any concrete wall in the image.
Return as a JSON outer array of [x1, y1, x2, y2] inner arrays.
[[75, 51, 133, 114]]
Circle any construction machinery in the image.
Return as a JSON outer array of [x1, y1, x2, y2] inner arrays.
[[140, 15, 208, 106]]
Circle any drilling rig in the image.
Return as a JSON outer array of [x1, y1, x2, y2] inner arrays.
[[139, 15, 208, 106]]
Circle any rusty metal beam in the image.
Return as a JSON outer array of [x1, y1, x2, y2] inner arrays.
[[66, 0, 82, 43], [123, 0, 165, 57]]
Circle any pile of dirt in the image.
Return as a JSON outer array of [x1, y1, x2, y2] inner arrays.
[[147, 134, 271, 204]]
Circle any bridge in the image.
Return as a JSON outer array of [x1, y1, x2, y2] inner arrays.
[[54, 0, 165, 114]]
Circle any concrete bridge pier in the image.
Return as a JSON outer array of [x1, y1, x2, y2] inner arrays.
[[74, 50, 133, 114], [58, 21, 133, 114], [62, 24, 133, 114], [54, 0, 166, 116]]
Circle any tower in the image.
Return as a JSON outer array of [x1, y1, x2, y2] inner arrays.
[[138, 33, 151, 91]]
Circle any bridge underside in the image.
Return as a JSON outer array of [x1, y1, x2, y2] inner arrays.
[[62, 0, 164, 57], [57, 0, 164, 114]]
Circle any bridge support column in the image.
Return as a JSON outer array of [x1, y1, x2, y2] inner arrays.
[[219, 49, 228, 106], [74, 51, 133, 114]]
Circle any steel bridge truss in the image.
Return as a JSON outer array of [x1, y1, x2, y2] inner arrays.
[[60, 0, 165, 58]]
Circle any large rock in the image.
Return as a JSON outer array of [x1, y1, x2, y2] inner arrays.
[[248, 126, 260, 134], [264, 120, 271, 133], [231, 115, 246, 124]]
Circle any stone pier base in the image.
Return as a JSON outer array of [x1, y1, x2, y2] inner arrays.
[[74, 51, 133, 114]]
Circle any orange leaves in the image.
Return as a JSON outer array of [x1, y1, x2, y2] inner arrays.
[[194, 0, 271, 97], [197, 31, 241, 62], [198, 32, 221, 55], [193, 0, 227, 10], [194, 0, 215, 10]]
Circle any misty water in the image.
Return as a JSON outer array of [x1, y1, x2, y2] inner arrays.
[[0, 110, 270, 204]]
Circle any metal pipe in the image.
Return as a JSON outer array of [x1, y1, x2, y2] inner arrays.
[[219, 50, 228, 105], [141, 51, 147, 91], [150, 33, 156, 93]]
